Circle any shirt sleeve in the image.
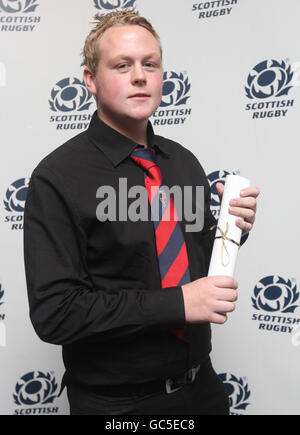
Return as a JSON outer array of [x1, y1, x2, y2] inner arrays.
[[23, 167, 185, 346]]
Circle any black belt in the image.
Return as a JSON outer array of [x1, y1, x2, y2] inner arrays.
[[60, 359, 209, 398]]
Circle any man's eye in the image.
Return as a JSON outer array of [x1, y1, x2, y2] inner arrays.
[[117, 64, 129, 70]]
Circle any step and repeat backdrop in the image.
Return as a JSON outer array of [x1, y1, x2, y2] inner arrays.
[[0, 0, 299, 415]]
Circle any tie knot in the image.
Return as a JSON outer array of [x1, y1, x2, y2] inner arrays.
[[130, 147, 158, 172]]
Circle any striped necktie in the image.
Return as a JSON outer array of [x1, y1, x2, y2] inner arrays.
[[130, 147, 191, 339]]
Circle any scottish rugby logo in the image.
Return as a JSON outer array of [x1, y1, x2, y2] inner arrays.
[[93, 0, 136, 10], [251, 276, 300, 334], [252, 275, 299, 314], [3, 178, 28, 230], [246, 60, 294, 100], [192, 0, 239, 20], [49, 77, 92, 113], [152, 71, 192, 126], [49, 77, 93, 130], [0, 0, 41, 32], [160, 72, 191, 107], [4, 178, 28, 213], [219, 373, 251, 414], [14, 371, 59, 415], [245, 59, 296, 119], [14, 371, 57, 406], [0, 0, 39, 13]]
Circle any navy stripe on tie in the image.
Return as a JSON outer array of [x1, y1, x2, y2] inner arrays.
[[131, 148, 158, 165], [178, 265, 191, 286], [158, 222, 185, 281], [150, 184, 172, 230]]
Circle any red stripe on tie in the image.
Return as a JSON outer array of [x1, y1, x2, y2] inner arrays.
[[145, 171, 162, 205], [133, 157, 156, 173], [148, 166, 162, 186], [161, 242, 189, 288], [155, 199, 177, 256], [161, 195, 178, 222]]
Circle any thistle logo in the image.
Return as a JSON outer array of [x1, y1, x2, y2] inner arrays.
[[49, 77, 94, 131], [0, 0, 41, 32], [4, 178, 29, 230], [207, 170, 238, 219], [251, 276, 300, 334], [93, 0, 136, 10], [252, 276, 299, 313], [160, 72, 191, 107], [13, 371, 59, 415], [219, 373, 251, 415], [192, 0, 238, 20], [0, 0, 38, 13], [152, 71, 192, 126], [4, 178, 28, 213], [245, 59, 296, 119], [246, 60, 294, 99]]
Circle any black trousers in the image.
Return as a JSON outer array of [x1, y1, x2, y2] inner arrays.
[[67, 359, 229, 415]]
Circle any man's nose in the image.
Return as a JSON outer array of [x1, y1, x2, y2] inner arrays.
[[131, 64, 147, 85]]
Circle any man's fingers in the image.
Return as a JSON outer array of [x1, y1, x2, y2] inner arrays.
[[229, 206, 256, 221], [209, 275, 238, 289], [216, 182, 224, 201], [236, 219, 253, 233], [230, 196, 257, 210], [240, 186, 260, 198], [216, 289, 238, 302], [218, 301, 236, 313], [210, 301, 236, 324], [211, 312, 227, 324]]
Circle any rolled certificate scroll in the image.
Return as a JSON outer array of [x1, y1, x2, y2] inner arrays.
[[208, 174, 251, 277]]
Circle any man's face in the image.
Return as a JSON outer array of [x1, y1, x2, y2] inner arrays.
[[86, 25, 163, 129]]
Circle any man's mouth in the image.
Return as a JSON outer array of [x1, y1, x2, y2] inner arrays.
[[129, 93, 150, 99]]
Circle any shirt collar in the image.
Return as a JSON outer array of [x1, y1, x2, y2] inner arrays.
[[87, 111, 170, 167]]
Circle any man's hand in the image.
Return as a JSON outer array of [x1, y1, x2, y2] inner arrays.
[[216, 183, 260, 236], [181, 276, 238, 324]]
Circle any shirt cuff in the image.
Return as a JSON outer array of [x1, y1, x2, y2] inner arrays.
[[145, 286, 186, 332]]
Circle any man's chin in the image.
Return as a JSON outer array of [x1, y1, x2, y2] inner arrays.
[[125, 111, 153, 123]]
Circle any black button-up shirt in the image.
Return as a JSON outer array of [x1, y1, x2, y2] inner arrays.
[[24, 111, 218, 387]]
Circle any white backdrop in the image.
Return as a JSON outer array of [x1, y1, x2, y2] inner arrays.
[[0, 0, 299, 415]]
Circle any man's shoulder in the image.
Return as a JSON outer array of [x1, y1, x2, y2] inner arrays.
[[155, 134, 202, 167], [154, 134, 210, 187], [33, 130, 90, 175], [155, 133, 186, 151]]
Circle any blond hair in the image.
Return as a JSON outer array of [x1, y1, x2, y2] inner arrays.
[[81, 9, 162, 74]]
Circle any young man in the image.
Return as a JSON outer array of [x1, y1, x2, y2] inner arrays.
[[24, 10, 259, 415]]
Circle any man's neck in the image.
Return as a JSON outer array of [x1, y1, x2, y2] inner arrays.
[[97, 112, 148, 147]]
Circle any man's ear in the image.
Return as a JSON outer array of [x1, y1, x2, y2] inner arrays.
[[83, 68, 97, 95]]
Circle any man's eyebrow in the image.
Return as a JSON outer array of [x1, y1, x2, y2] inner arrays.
[[109, 53, 161, 63], [143, 53, 161, 59]]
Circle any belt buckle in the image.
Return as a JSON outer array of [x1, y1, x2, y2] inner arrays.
[[186, 367, 197, 384], [185, 364, 201, 384], [165, 378, 183, 394]]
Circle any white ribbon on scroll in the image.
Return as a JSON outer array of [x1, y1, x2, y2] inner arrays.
[[208, 174, 251, 277]]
